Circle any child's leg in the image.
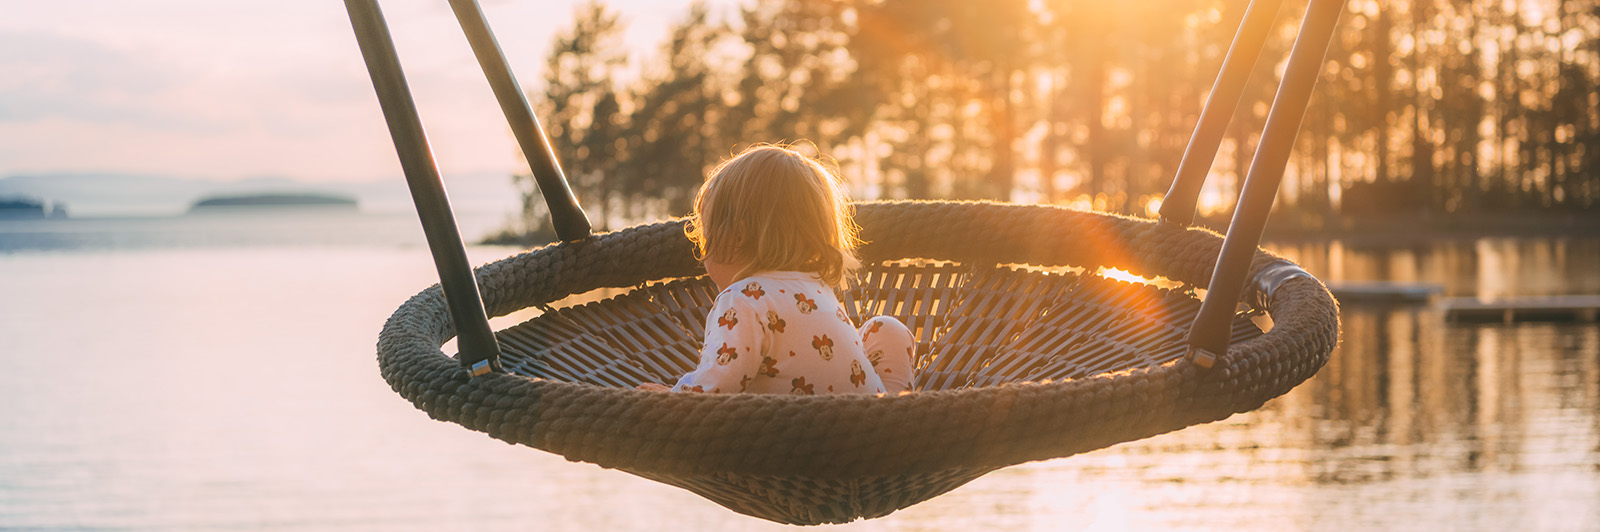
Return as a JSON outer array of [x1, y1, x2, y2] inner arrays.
[[860, 316, 915, 393]]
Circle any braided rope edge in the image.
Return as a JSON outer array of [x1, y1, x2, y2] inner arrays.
[[376, 201, 1340, 479]]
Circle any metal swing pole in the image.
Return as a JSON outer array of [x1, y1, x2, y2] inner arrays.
[[1159, 0, 1288, 226], [345, 0, 502, 375], [1185, 0, 1347, 367], [446, 0, 591, 242]]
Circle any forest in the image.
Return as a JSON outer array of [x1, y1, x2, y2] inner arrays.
[[503, 0, 1600, 239]]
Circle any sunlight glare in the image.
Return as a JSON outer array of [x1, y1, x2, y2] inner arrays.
[[1143, 196, 1163, 218], [1197, 188, 1229, 216], [1098, 267, 1154, 285], [1067, 194, 1095, 212]]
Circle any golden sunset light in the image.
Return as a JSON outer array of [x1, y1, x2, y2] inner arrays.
[[3, 0, 1597, 530]]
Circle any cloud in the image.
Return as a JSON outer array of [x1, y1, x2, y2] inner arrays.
[[0, 0, 731, 182], [0, 30, 212, 130], [0, 26, 439, 181]]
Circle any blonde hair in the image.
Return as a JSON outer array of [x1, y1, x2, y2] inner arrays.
[[685, 144, 862, 288]]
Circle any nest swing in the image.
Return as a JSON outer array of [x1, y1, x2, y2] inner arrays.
[[346, 0, 1343, 525]]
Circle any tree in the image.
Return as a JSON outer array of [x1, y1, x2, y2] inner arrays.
[[622, 2, 733, 217], [508, 0, 1600, 241], [531, 1, 629, 231]]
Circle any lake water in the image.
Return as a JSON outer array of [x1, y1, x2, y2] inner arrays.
[[2, 212, 1596, 531]]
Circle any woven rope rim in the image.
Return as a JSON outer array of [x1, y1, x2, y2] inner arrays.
[[377, 201, 1339, 479]]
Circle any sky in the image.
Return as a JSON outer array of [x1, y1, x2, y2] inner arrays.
[[1, 0, 726, 185]]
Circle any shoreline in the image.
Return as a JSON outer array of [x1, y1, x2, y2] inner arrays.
[[1223, 212, 1599, 246], [480, 210, 1599, 248]]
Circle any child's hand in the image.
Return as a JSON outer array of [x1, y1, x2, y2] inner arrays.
[[636, 382, 671, 392]]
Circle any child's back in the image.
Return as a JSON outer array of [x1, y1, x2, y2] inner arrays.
[[653, 144, 915, 396], [673, 272, 887, 394]]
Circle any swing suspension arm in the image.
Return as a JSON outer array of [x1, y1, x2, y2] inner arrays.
[[1172, 0, 1348, 366]]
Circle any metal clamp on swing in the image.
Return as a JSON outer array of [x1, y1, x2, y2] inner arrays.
[[1248, 260, 1315, 311], [1186, 346, 1222, 369], [469, 359, 495, 377], [1186, 260, 1312, 369]]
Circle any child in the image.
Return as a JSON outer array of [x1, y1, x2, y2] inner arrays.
[[641, 145, 915, 395]]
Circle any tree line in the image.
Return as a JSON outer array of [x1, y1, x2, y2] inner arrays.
[[506, 0, 1600, 238]]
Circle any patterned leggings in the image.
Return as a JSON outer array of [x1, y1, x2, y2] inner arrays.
[[859, 316, 916, 393]]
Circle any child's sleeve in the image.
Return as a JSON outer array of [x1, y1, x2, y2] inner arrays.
[[671, 293, 768, 393]]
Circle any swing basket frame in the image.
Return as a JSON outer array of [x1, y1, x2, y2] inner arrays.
[[378, 202, 1337, 524], [348, 0, 1346, 523]]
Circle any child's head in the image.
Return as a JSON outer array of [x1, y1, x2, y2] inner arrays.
[[686, 144, 862, 288]]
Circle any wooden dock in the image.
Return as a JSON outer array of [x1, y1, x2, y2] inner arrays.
[[1326, 282, 1443, 304], [1441, 295, 1600, 323], [1323, 282, 1600, 323]]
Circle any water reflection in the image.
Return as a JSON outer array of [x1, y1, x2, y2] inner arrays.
[[1311, 311, 1597, 474], [964, 238, 1600, 531], [958, 313, 1598, 531], [1, 236, 1596, 531], [1270, 237, 1600, 298]]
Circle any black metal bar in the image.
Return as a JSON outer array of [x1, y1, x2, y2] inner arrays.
[[447, 0, 592, 242], [345, 0, 502, 375], [1185, 0, 1346, 367], [1159, 0, 1287, 226]]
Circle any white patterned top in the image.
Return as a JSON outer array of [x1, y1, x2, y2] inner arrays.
[[672, 271, 888, 395]]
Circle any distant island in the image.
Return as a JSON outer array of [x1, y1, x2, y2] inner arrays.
[[0, 196, 68, 219], [189, 193, 358, 212]]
